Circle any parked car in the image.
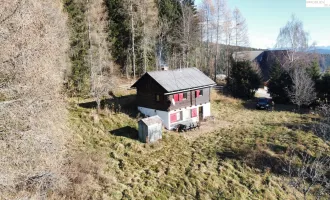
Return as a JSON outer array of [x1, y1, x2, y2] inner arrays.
[[256, 98, 271, 110]]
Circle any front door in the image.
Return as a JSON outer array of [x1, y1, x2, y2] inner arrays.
[[199, 106, 203, 121]]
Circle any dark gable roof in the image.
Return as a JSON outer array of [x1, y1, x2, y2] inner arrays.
[[232, 51, 265, 62], [132, 67, 216, 93], [232, 50, 294, 81]]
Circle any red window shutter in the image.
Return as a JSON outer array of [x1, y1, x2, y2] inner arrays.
[[170, 113, 177, 123], [179, 93, 183, 101], [195, 90, 200, 97], [191, 108, 197, 117], [174, 94, 179, 101]]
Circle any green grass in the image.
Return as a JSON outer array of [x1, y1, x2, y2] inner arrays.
[[65, 90, 329, 200]]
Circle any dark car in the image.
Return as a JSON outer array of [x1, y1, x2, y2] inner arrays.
[[256, 98, 271, 110]]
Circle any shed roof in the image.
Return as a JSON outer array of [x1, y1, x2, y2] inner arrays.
[[132, 67, 216, 93], [139, 115, 163, 126]]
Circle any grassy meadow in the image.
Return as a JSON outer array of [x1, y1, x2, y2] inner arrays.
[[64, 90, 329, 199]]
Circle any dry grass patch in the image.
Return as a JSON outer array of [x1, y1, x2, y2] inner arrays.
[[61, 90, 329, 199]]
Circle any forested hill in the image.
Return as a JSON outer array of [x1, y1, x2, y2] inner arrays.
[[1, 0, 249, 197], [63, 0, 249, 97]]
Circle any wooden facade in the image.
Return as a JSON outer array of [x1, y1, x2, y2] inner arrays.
[[134, 74, 212, 112], [132, 68, 216, 130], [168, 87, 211, 111]]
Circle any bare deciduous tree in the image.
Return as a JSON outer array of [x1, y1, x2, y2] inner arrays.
[[130, 0, 136, 79], [284, 149, 330, 200], [201, 0, 215, 75], [284, 105, 330, 200], [212, 0, 226, 81], [232, 7, 249, 54], [179, 1, 196, 68], [87, 0, 115, 111], [139, 0, 158, 73], [223, 6, 233, 76], [313, 104, 330, 142], [275, 14, 311, 67], [287, 66, 317, 109]]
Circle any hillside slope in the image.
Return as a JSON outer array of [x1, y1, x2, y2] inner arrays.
[[0, 0, 70, 198], [63, 90, 329, 199]]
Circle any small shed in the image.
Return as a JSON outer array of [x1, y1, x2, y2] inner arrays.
[[138, 115, 163, 143]]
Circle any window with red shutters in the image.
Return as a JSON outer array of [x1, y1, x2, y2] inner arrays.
[[179, 93, 183, 101], [191, 108, 197, 117], [173, 94, 179, 101], [195, 90, 200, 97], [170, 113, 177, 123]]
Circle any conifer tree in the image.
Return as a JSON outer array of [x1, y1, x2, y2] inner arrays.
[[226, 61, 261, 99], [267, 62, 292, 103]]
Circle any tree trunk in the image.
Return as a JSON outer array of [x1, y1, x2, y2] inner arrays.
[[130, 1, 136, 80], [142, 0, 147, 73], [215, 1, 220, 82]]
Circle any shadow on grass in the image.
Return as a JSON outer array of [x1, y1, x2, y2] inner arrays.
[[242, 99, 311, 113], [217, 151, 244, 160], [217, 148, 286, 174], [79, 94, 138, 118], [110, 126, 138, 140]]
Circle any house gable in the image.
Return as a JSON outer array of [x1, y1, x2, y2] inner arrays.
[[131, 73, 168, 94], [131, 68, 216, 112]]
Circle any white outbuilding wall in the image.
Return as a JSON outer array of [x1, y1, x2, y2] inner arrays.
[[138, 107, 170, 129], [138, 102, 211, 130]]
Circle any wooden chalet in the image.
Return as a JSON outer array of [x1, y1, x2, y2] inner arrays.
[[131, 67, 216, 130]]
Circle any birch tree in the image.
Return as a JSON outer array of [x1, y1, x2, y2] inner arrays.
[[275, 14, 310, 67], [287, 66, 317, 110]]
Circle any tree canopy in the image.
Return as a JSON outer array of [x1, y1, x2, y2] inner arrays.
[[226, 61, 261, 99]]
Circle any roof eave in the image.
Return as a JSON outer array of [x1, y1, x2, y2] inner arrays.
[[164, 83, 216, 95]]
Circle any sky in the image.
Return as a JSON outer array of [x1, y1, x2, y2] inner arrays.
[[195, 0, 330, 49]]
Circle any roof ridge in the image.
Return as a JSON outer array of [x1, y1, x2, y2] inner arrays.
[[133, 67, 216, 93]]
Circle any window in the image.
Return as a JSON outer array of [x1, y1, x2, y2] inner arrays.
[[191, 108, 197, 118], [156, 94, 160, 102], [195, 90, 203, 98], [173, 93, 185, 102], [170, 111, 182, 123], [179, 93, 183, 101], [183, 92, 188, 99], [195, 90, 200, 98], [170, 113, 177, 123], [173, 94, 179, 101]]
